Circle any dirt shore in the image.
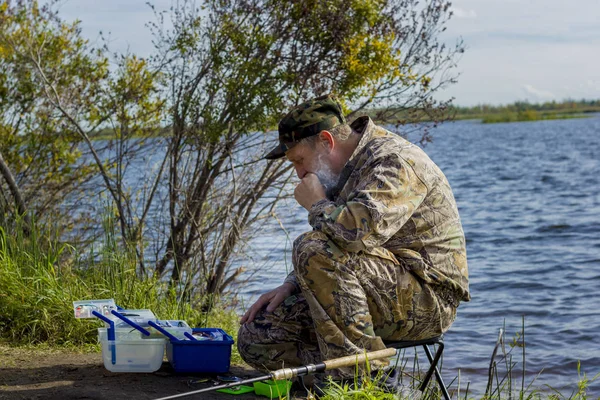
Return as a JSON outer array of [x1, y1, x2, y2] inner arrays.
[[0, 344, 299, 400]]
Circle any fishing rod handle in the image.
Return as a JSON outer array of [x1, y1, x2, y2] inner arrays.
[[323, 348, 397, 370]]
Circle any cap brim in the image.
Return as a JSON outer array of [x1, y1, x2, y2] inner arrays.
[[264, 143, 286, 160]]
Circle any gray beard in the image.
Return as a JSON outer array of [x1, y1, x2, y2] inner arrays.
[[315, 154, 339, 199]]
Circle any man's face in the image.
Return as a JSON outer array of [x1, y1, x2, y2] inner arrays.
[[285, 140, 324, 179], [285, 138, 338, 190]]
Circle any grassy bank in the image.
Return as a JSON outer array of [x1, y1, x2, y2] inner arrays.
[[0, 219, 241, 362]]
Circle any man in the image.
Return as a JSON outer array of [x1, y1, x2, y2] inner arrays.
[[238, 94, 470, 386]]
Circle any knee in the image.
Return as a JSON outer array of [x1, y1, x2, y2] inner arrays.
[[236, 323, 252, 361], [237, 322, 264, 370]]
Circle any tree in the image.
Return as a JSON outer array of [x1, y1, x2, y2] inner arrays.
[[144, 0, 463, 297], [1, 0, 165, 259], [0, 0, 100, 230]]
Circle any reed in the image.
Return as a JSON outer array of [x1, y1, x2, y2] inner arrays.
[[316, 318, 598, 399]]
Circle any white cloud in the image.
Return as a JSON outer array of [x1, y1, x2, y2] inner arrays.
[[522, 84, 555, 100], [451, 7, 477, 19]]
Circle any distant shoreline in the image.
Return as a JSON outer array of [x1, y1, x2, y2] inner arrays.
[[471, 110, 590, 124], [363, 98, 600, 125], [452, 99, 600, 124]]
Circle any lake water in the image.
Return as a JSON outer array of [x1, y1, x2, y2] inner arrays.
[[238, 114, 600, 396]]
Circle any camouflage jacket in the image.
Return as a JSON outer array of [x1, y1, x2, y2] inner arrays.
[[286, 116, 470, 305]]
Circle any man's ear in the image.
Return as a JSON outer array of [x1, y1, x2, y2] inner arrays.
[[318, 130, 335, 153]]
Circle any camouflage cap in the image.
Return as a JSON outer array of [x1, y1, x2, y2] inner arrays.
[[264, 94, 346, 160]]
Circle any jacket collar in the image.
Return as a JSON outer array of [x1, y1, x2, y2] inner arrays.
[[326, 116, 376, 199]]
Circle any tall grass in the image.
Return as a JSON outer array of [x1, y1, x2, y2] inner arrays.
[[0, 215, 240, 361], [478, 319, 599, 400]]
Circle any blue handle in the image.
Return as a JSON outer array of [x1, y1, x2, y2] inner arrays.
[[92, 311, 116, 365], [110, 310, 150, 336], [184, 332, 197, 341], [147, 320, 179, 341], [91, 310, 114, 334]]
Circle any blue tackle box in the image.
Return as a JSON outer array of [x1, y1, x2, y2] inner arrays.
[[165, 328, 234, 373]]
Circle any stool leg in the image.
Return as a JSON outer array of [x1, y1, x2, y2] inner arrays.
[[421, 343, 451, 400]]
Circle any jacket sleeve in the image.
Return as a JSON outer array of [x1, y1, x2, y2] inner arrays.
[[308, 152, 428, 252], [283, 271, 300, 293]]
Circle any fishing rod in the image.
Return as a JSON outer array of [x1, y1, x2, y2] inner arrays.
[[154, 347, 397, 400]]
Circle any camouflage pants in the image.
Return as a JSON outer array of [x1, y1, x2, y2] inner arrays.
[[238, 231, 456, 378]]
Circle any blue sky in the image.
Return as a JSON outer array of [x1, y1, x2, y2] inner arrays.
[[52, 0, 600, 106]]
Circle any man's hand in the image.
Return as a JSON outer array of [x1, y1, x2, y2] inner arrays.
[[294, 173, 326, 210], [240, 282, 296, 324]]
